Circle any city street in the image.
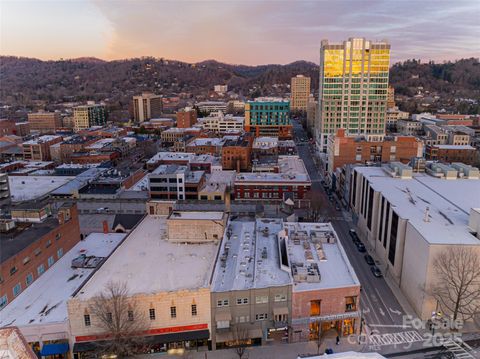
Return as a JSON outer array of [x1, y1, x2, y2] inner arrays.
[[292, 121, 430, 355]]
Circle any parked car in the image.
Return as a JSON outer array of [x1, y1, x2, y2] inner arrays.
[[335, 204, 341, 211], [371, 265, 383, 277], [356, 242, 366, 252], [349, 229, 358, 240], [364, 254, 375, 265]]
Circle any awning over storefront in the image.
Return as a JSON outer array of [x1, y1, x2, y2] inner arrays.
[[73, 329, 210, 352], [248, 328, 263, 339], [273, 307, 289, 316], [215, 331, 234, 343], [215, 311, 232, 321], [40, 343, 69, 356]]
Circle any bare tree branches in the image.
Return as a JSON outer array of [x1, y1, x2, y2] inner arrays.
[[305, 189, 326, 222], [232, 326, 249, 359], [431, 247, 480, 324], [89, 281, 149, 357]]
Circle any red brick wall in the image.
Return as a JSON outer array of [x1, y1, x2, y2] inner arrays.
[[0, 204, 81, 306]]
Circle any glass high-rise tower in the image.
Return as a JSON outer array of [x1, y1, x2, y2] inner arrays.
[[316, 38, 391, 151]]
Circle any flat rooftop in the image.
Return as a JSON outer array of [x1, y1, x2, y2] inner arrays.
[[9, 176, 75, 202], [0, 233, 125, 327], [146, 152, 195, 165], [1, 218, 58, 264], [168, 211, 225, 220], [22, 135, 61, 145], [355, 166, 480, 245], [211, 218, 291, 292], [74, 215, 219, 299], [235, 156, 310, 183], [282, 222, 360, 292]]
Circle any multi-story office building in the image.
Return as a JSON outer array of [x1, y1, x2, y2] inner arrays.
[[196, 101, 228, 115], [245, 98, 291, 138], [198, 111, 244, 133], [133, 92, 163, 123], [73, 103, 107, 131], [22, 135, 63, 161], [27, 112, 62, 133], [350, 163, 480, 319], [0, 119, 16, 136], [234, 156, 311, 202], [290, 75, 311, 112], [316, 38, 391, 151], [325, 129, 423, 183], [306, 95, 317, 132], [176, 107, 198, 128], [148, 164, 206, 200], [221, 135, 253, 172]]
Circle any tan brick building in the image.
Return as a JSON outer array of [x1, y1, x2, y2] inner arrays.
[[221, 135, 253, 172], [0, 203, 80, 308], [27, 112, 62, 133], [67, 215, 217, 356], [290, 75, 311, 112], [22, 135, 63, 161]]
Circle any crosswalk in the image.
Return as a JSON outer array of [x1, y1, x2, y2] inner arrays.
[[366, 330, 424, 347]]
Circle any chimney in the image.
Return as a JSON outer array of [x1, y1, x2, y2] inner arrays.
[[103, 220, 109, 234]]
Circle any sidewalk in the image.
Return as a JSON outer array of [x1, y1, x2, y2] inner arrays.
[[135, 336, 366, 359]]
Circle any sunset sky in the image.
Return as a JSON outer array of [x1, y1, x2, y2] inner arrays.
[[1, 0, 479, 65]]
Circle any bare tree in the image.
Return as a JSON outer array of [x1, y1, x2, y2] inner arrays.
[[431, 247, 480, 325], [232, 326, 249, 359], [89, 281, 149, 358]]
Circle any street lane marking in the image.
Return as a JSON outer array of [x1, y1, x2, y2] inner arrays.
[[367, 330, 424, 346], [390, 308, 402, 315]]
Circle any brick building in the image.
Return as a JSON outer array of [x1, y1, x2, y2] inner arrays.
[[176, 108, 198, 128], [0, 119, 16, 136], [15, 122, 31, 137], [326, 129, 423, 182], [425, 144, 477, 165], [234, 156, 311, 202], [221, 135, 253, 172], [0, 203, 81, 308], [27, 112, 62, 133], [22, 135, 63, 161]]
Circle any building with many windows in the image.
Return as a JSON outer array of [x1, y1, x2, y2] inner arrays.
[[22, 135, 63, 161], [148, 164, 206, 200], [350, 163, 480, 319], [0, 203, 80, 309], [245, 98, 291, 138], [316, 38, 391, 151], [233, 156, 311, 202], [73, 103, 107, 131], [325, 129, 423, 184], [27, 111, 62, 134], [198, 111, 244, 133], [290, 75, 311, 112], [133, 92, 163, 123], [67, 215, 217, 356]]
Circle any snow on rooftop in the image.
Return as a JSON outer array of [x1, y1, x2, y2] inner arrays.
[[211, 219, 291, 292], [283, 222, 360, 291], [356, 167, 480, 245], [433, 144, 475, 150], [146, 152, 195, 164], [128, 175, 149, 191], [169, 211, 225, 220], [74, 216, 219, 299], [0, 233, 125, 327], [236, 156, 310, 183], [22, 135, 61, 145], [9, 176, 75, 202]]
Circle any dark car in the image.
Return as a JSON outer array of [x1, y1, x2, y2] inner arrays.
[[335, 204, 341, 211], [364, 254, 375, 265], [356, 242, 366, 252], [349, 229, 358, 240], [371, 265, 383, 277]]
